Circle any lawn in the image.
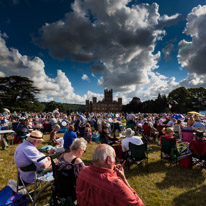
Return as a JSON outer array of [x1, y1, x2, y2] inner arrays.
[[1, 134, 206, 206]]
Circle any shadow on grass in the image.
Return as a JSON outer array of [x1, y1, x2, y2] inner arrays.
[[156, 166, 204, 189], [173, 185, 206, 206], [147, 144, 161, 154], [125, 159, 205, 188]]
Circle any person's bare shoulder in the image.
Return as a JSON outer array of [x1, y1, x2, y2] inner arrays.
[[75, 158, 83, 164]]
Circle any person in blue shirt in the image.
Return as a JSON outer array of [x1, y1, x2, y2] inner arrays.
[[64, 125, 77, 152], [192, 118, 205, 128]]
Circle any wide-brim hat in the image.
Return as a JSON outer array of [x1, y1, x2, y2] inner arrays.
[[193, 129, 205, 137], [27, 130, 44, 141], [3, 108, 10, 113], [125, 128, 135, 137]]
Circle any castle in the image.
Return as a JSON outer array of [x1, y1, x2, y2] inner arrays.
[[85, 89, 122, 113]]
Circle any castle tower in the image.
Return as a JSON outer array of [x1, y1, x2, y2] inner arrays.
[[104, 89, 113, 103]]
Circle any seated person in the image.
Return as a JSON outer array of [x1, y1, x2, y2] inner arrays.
[[100, 125, 118, 145], [57, 138, 87, 178], [49, 124, 63, 146], [84, 123, 92, 143], [192, 118, 205, 128], [64, 125, 77, 152], [76, 144, 144, 206], [159, 127, 175, 145], [57, 138, 87, 201], [15, 119, 29, 137], [14, 130, 51, 184], [121, 128, 143, 153]]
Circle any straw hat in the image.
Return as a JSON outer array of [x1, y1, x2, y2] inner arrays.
[[125, 128, 135, 137], [27, 130, 44, 141]]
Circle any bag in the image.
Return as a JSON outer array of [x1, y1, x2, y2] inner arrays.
[[53, 159, 76, 200], [0, 186, 30, 206]]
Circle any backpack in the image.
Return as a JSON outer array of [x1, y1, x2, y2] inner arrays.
[[52, 158, 76, 201]]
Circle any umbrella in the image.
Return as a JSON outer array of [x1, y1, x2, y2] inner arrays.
[[171, 114, 185, 119], [188, 111, 201, 115]]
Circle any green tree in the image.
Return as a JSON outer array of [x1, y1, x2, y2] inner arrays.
[[0, 76, 43, 112], [44, 101, 66, 113], [168, 87, 191, 113], [188, 87, 206, 111]]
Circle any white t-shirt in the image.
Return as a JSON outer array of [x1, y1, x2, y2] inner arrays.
[[121, 136, 143, 152]]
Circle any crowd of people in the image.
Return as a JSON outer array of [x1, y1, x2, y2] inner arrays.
[[1, 107, 206, 205]]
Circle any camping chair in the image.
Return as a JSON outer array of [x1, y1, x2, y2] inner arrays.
[[127, 121, 136, 130], [127, 143, 148, 171], [17, 159, 53, 204], [160, 137, 178, 164], [181, 129, 194, 143], [49, 156, 76, 205], [189, 140, 206, 168]]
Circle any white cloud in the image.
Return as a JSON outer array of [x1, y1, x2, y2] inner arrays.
[[178, 5, 206, 75], [35, 0, 183, 93], [81, 74, 90, 81], [0, 33, 101, 104]]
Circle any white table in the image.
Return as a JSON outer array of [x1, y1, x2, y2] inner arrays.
[[0, 130, 15, 134]]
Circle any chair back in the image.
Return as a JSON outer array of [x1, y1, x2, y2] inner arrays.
[[189, 140, 206, 159], [51, 158, 76, 200], [182, 129, 194, 143], [129, 143, 147, 161], [161, 137, 176, 155], [127, 122, 136, 129]]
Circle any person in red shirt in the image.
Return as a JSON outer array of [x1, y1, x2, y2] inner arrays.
[[76, 144, 144, 206]]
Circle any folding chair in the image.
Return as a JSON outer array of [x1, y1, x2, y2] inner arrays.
[[181, 129, 194, 143], [189, 140, 206, 168], [127, 143, 148, 171], [17, 160, 53, 204], [49, 157, 76, 206], [160, 137, 178, 164]]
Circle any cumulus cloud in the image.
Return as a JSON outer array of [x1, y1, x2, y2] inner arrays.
[[81, 74, 90, 81], [162, 43, 174, 62], [35, 0, 183, 92], [157, 13, 184, 28], [0, 33, 101, 104], [178, 5, 206, 75]]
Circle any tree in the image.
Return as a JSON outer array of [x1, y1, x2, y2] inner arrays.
[[0, 76, 43, 112], [168, 87, 191, 113], [188, 87, 206, 111], [44, 101, 66, 113]]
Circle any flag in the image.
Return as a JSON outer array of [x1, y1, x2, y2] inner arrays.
[[169, 104, 172, 109]]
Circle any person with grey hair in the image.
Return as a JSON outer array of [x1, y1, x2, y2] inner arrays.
[[76, 144, 144, 206], [57, 138, 87, 178]]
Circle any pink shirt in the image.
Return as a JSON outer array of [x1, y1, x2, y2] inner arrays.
[[76, 165, 144, 206]]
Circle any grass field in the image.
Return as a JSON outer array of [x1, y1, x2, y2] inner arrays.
[[1, 134, 206, 206]]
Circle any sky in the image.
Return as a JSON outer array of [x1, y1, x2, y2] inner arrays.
[[0, 0, 206, 104]]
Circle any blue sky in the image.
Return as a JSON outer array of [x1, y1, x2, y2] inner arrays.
[[0, 0, 206, 104]]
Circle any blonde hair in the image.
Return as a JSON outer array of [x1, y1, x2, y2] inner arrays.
[[162, 127, 174, 135], [70, 138, 87, 151], [54, 124, 60, 131]]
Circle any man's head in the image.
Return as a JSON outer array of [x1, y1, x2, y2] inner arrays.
[[92, 144, 116, 169], [27, 130, 44, 146]]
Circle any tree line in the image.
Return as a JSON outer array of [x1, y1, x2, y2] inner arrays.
[[1, 76, 206, 114]]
